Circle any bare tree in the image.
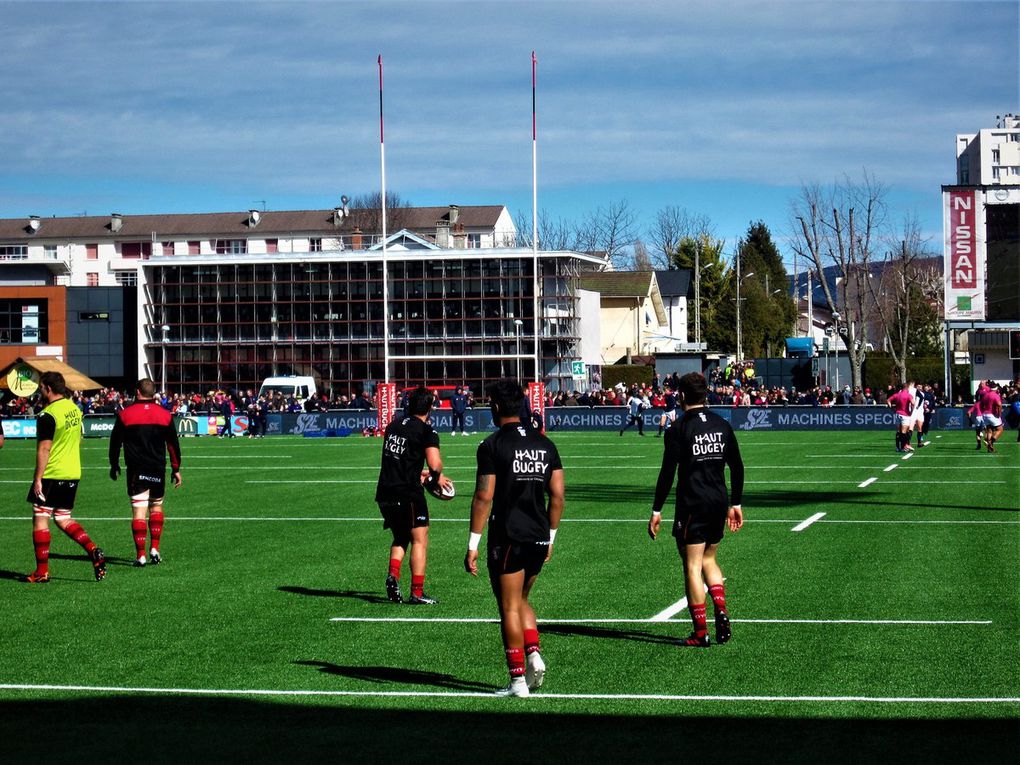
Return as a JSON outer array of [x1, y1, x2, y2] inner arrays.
[[868, 217, 941, 382], [512, 208, 575, 250], [573, 199, 637, 269], [790, 172, 888, 390], [349, 191, 413, 236], [632, 239, 653, 271], [648, 206, 713, 269]]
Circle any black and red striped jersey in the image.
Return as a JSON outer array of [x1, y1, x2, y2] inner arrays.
[[109, 399, 182, 473]]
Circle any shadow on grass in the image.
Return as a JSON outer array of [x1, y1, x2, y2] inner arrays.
[[278, 586, 389, 604], [49, 552, 137, 568], [540, 623, 679, 645], [0, 696, 1014, 762], [295, 660, 494, 691]]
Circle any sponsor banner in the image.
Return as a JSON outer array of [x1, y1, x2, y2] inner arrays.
[[936, 408, 968, 431], [83, 416, 116, 437], [730, 407, 900, 431], [944, 189, 986, 320], [1, 417, 38, 439], [377, 383, 397, 433], [176, 416, 199, 437]]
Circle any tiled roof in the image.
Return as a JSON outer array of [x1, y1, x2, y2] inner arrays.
[[578, 271, 655, 297], [654, 269, 692, 297], [0, 205, 507, 241]]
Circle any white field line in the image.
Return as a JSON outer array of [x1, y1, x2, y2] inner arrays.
[[858, 477, 878, 488], [883, 464, 898, 473], [328, 616, 993, 626], [902, 452, 914, 461], [0, 517, 1017, 525], [0, 683, 1015, 704], [792, 512, 826, 532], [649, 598, 688, 621]]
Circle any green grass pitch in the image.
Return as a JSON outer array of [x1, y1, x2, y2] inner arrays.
[[0, 427, 1016, 762]]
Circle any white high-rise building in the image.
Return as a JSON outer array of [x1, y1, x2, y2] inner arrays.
[[956, 113, 1020, 185]]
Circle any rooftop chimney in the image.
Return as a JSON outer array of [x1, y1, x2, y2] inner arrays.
[[110, 213, 123, 233], [27, 216, 41, 234], [448, 205, 460, 225], [248, 209, 261, 227]]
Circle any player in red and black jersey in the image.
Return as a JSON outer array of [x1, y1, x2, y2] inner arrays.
[[109, 378, 182, 567], [649, 372, 744, 647], [375, 387, 451, 605], [465, 380, 565, 697]]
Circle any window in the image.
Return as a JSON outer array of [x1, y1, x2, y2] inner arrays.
[[0, 245, 28, 260], [266, 238, 278, 254], [215, 239, 247, 254], [86, 273, 99, 286], [992, 149, 1000, 163], [43, 245, 58, 259], [0, 299, 48, 344], [188, 240, 201, 255], [992, 166, 1001, 180], [467, 233, 482, 249], [1008, 133, 1019, 142], [309, 238, 322, 253], [86, 243, 98, 260], [115, 271, 138, 286], [121, 242, 152, 259], [161, 241, 175, 256]]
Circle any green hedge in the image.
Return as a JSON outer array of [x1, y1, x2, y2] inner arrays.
[[602, 364, 655, 390], [862, 353, 950, 389]]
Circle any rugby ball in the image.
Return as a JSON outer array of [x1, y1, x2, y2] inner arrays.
[[425, 477, 456, 501]]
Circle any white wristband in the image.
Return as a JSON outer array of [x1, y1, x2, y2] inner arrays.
[[549, 528, 558, 544], [468, 532, 482, 551], [651, 510, 662, 516], [731, 504, 742, 510]]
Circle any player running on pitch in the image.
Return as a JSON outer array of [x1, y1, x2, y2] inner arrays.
[[649, 372, 744, 647], [109, 378, 183, 566], [978, 381, 1004, 453], [465, 379, 564, 697], [376, 387, 452, 605], [888, 381, 915, 453]]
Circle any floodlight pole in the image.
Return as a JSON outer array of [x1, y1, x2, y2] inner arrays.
[[160, 324, 170, 396], [531, 51, 540, 384], [378, 55, 390, 385]]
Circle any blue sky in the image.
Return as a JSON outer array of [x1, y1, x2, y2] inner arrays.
[[1, 0, 1016, 264]]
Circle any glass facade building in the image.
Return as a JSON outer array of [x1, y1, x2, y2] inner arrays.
[[140, 248, 601, 395]]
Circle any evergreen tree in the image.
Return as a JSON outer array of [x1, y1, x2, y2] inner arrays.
[[734, 222, 797, 358]]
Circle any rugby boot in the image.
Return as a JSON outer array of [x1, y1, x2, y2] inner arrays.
[[385, 574, 403, 603], [494, 677, 529, 697], [525, 652, 546, 690], [24, 571, 50, 583], [679, 632, 711, 648], [149, 548, 162, 565], [91, 547, 107, 581], [134, 556, 147, 567], [407, 592, 437, 605], [714, 610, 732, 645]]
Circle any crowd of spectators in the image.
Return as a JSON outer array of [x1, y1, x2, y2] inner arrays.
[[4, 377, 1017, 419]]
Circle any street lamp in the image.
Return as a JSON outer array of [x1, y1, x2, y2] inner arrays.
[[160, 324, 171, 396], [736, 266, 754, 362], [514, 319, 524, 382]]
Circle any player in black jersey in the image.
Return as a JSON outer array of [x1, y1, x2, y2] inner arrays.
[[656, 386, 678, 437], [649, 372, 744, 647], [465, 380, 564, 697], [375, 387, 451, 605]]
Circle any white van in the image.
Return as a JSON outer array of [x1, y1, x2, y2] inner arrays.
[[258, 376, 318, 400]]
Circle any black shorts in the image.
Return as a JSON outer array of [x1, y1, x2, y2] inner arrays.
[[378, 497, 429, 535], [27, 478, 79, 511], [127, 470, 166, 501], [672, 506, 725, 546], [486, 541, 547, 586]]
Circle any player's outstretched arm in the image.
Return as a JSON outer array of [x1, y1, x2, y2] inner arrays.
[[465, 473, 494, 576]]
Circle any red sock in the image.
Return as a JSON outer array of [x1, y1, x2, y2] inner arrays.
[[388, 558, 402, 579], [524, 628, 541, 656], [411, 574, 425, 598], [149, 510, 164, 551], [131, 519, 147, 558], [708, 584, 727, 613], [505, 647, 526, 678], [61, 522, 96, 554], [690, 602, 708, 637], [32, 529, 50, 575]]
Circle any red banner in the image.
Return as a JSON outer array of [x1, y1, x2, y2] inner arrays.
[[528, 381, 545, 434], [377, 383, 397, 435], [949, 190, 977, 290]]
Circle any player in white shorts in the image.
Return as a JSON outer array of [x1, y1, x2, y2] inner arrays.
[[908, 385, 927, 448]]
